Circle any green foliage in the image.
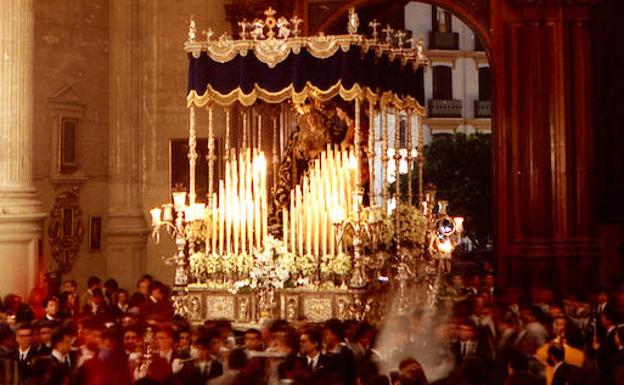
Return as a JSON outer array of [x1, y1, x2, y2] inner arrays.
[[393, 133, 492, 248]]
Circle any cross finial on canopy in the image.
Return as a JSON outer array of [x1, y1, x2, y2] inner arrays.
[[368, 19, 380, 40], [238, 19, 249, 39], [290, 16, 303, 37], [382, 24, 394, 44]]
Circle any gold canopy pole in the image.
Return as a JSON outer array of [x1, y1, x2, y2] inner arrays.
[[272, 114, 279, 189], [188, 105, 198, 205], [257, 112, 262, 151], [368, 97, 376, 206], [242, 108, 248, 150], [224, 106, 231, 162], [349, 95, 366, 289], [207, 103, 216, 203], [417, 112, 425, 205], [381, 100, 389, 212], [393, 106, 401, 204], [406, 108, 414, 204]]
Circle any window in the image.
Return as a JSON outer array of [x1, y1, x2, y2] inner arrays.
[[478, 67, 491, 101], [431, 6, 452, 33], [59, 116, 79, 173], [433, 66, 453, 100]]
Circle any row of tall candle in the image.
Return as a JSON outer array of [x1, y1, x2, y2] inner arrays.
[[204, 149, 269, 255], [282, 146, 358, 257]]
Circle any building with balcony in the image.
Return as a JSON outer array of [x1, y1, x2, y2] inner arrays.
[[405, 2, 491, 141]]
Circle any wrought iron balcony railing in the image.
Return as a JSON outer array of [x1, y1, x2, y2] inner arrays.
[[428, 99, 462, 118]]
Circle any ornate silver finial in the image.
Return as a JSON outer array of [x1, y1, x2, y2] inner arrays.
[[238, 19, 249, 39], [188, 15, 197, 43], [218, 32, 232, 45], [347, 7, 359, 35], [368, 19, 380, 40], [251, 18, 265, 40], [290, 16, 303, 37], [382, 24, 394, 44], [277, 17, 291, 39], [202, 28, 214, 42], [396, 30, 407, 47]]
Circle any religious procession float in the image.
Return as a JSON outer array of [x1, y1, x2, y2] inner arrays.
[[149, 7, 464, 325]]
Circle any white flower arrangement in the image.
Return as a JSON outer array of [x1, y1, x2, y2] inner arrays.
[[320, 252, 352, 277], [392, 203, 427, 247], [231, 236, 294, 293]]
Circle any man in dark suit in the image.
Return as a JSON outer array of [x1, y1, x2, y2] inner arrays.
[[12, 323, 39, 381], [300, 328, 336, 385], [452, 319, 491, 367], [323, 319, 356, 385], [47, 326, 76, 379], [549, 343, 570, 385], [175, 331, 224, 385]]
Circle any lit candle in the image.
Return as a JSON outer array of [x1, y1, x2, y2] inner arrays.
[[219, 181, 225, 255], [211, 195, 217, 254], [282, 208, 288, 249], [290, 190, 296, 254], [150, 208, 162, 227], [172, 191, 187, 211], [163, 204, 173, 222], [320, 210, 326, 257], [296, 185, 303, 256]]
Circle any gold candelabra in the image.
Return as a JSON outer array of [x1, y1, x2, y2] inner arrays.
[[150, 189, 206, 286]]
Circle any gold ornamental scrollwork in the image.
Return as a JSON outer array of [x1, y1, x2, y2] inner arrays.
[[48, 187, 84, 274], [187, 81, 385, 108]]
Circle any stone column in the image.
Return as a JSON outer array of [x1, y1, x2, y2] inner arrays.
[[0, 0, 45, 298], [105, 0, 149, 290]]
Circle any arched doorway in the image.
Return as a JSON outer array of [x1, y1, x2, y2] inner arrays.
[[301, 0, 602, 292]]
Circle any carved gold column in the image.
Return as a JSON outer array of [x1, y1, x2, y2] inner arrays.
[[272, 115, 279, 188], [0, 0, 45, 298], [207, 103, 215, 200]]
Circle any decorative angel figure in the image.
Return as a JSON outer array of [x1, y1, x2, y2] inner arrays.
[[290, 16, 303, 37], [417, 36, 426, 60], [251, 19, 265, 40], [202, 28, 214, 42], [277, 17, 291, 39], [347, 7, 359, 35]]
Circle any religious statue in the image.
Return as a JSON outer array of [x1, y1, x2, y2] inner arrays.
[[270, 99, 371, 228], [347, 7, 359, 35]]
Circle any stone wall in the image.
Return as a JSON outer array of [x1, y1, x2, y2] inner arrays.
[[29, 0, 229, 292]]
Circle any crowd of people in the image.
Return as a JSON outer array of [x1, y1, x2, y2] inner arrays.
[[0, 272, 623, 385]]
